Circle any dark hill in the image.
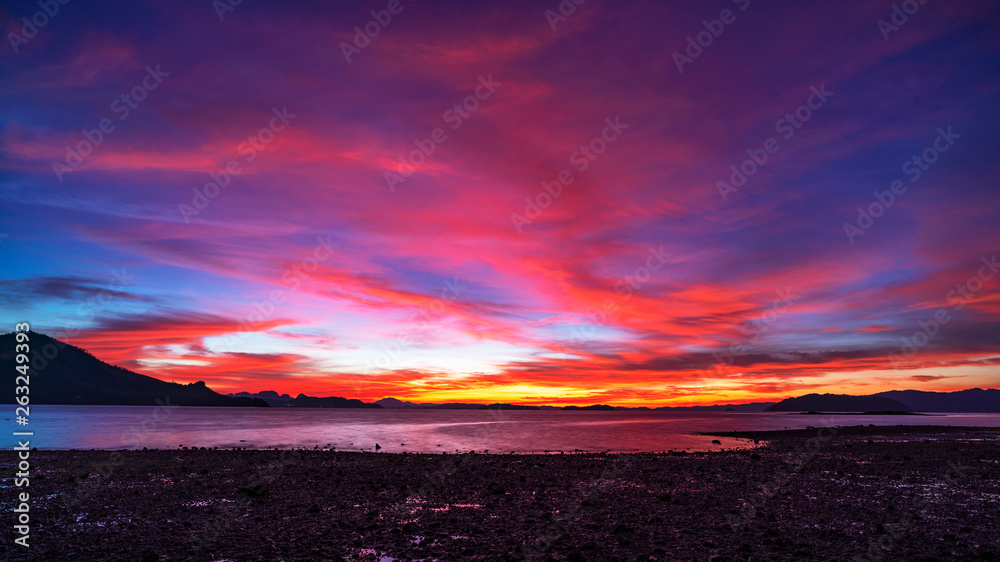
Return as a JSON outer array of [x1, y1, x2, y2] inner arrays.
[[876, 388, 1000, 412], [228, 391, 381, 408], [654, 401, 776, 412], [766, 393, 911, 412], [288, 394, 381, 408], [478, 403, 540, 410], [0, 331, 266, 407], [563, 404, 616, 411], [373, 397, 489, 409]]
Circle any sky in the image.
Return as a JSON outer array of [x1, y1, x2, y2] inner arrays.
[[1, 0, 999, 406]]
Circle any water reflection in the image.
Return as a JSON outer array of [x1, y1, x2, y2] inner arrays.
[[14, 406, 1000, 453]]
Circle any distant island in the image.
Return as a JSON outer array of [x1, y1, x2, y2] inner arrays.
[[477, 403, 540, 410], [562, 404, 616, 411], [374, 397, 502, 410], [766, 390, 1000, 413], [375, 397, 779, 411], [227, 391, 380, 409], [874, 389, 1000, 413], [766, 394, 912, 413]]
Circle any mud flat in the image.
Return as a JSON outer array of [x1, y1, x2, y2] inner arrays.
[[2, 425, 997, 561]]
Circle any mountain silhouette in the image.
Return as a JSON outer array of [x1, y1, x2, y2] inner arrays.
[[875, 388, 1000, 412], [230, 391, 380, 408], [766, 393, 911, 412], [767, 389, 1000, 413], [0, 331, 266, 407]]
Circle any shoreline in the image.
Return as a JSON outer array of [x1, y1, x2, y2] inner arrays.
[[701, 424, 1000, 440], [2, 425, 997, 561], [29, 424, 1000, 454]]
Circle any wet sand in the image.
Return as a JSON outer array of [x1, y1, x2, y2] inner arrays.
[[2, 425, 998, 561]]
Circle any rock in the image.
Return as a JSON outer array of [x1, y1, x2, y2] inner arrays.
[[308, 503, 321, 513], [236, 482, 269, 499], [611, 523, 633, 534]]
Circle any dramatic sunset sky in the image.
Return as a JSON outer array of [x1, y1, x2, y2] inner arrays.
[[2, 0, 998, 405]]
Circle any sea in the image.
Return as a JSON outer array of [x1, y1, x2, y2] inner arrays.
[[11, 406, 1000, 453]]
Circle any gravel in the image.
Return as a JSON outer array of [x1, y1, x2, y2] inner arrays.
[[2, 425, 997, 561]]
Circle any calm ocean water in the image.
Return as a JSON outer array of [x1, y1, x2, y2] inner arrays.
[[11, 406, 1000, 453]]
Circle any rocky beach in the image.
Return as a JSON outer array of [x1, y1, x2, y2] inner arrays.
[[3, 425, 998, 561]]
